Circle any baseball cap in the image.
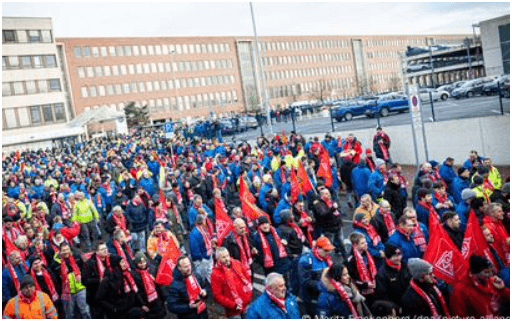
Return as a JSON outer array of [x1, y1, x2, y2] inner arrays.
[[316, 236, 335, 251]]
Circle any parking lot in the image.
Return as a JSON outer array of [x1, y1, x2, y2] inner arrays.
[[227, 94, 510, 141]]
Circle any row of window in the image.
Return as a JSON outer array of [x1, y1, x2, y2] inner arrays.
[[264, 65, 354, 82], [367, 50, 402, 59], [371, 73, 400, 84], [3, 78, 62, 97], [76, 58, 233, 79], [2, 29, 53, 44], [262, 52, 351, 66], [368, 61, 400, 71], [84, 90, 239, 114], [267, 77, 356, 100], [2, 55, 58, 70], [73, 42, 231, 58], [2, 102, 67, 130], [80, 75, 237, 98]]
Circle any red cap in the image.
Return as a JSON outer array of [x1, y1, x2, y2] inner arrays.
[[316, 236, 335, 251], [365, 148, 372, 154]]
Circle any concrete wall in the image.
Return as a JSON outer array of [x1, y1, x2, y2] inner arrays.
[[265, 115, 510, 166], [480, 14, 510, 77]]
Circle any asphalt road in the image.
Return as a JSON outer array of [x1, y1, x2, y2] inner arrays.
[[228, 95, 510, 141]]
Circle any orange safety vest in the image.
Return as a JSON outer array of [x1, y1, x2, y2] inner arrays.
[[3, 292, 58, 319]]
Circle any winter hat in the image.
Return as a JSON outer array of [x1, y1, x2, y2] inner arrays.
[[353, 212, 366, 222], [375, 158, 385, 167], [384, 243, 402, 259], [429, 160, 439, 168], [28, 254, 42, 269], [20, 275, 35, 289], [469, 255, 493, 274], [279, 209, 293, 222], [408, 258, 432, 280], [365, 148, 372, 154], [473, 175, 484, 185], [258, 215, 270, 225], [461, 188, 476, 201], [133, 252, 147, 265]]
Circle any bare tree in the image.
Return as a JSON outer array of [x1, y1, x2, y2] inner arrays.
[[388, 75, 401, 92]]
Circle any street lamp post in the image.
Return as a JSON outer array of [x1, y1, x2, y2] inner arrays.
[[250, 2, 273, 135], [170, 50, 180, 111]]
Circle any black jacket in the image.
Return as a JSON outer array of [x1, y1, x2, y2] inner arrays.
[[167, 268, 209, 319], [443, 223, 464, 250], [401, 280, 451, 318], [374, 261, 411, 306], [221, 231, 254, 263], [370, 210, 396, 244], [313, 199, 343, 231], [252, 229, 291, 275], [277, 221, 305, 257], [131, 267, 167, 318], [383, 181, 406, 220]]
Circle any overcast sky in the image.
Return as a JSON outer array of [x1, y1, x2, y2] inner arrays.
[[2, 2, 510, 38]]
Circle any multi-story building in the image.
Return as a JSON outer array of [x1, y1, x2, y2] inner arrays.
[[2, 17, 82, 152], [58, 34, 468, 123], [479, 14, 510, 77]]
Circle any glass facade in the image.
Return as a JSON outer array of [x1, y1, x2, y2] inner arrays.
[[499, 23, 510, 74]]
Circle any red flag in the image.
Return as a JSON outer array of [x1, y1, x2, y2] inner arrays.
[[316, 149, 332, 187], [461, 210, 489, 260], [290, 166, 301, 204], [214, 198, 234, 246], [239, 176, 256, 204], [155, 236, 182, 286], [159, 189, 168, 212], [429, 209, 441, 234], [423, 223, 469, 285], [297, 161, 314, 194], [241, 196, 270, 223]]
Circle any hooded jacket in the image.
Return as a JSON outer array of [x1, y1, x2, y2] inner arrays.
[[317, 268, 359, 318], [245, 290, 300, 319]]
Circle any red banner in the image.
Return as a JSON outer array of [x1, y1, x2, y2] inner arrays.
[[316, 149, 332, 187], [214, 198, 234, 246]]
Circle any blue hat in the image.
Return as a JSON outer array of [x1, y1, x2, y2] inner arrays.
[[429, 160, 439, 168]]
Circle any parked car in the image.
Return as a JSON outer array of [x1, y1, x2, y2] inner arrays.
[[238, 116, 259, 130], [451, 78, 492, 99], [482, 75, 510, 96], [218, 119, 235, 135], [370, 94, 409, 117], [331, 100, 370, 122], [419, 88, 450, 102], [407, 63, 431, 73]]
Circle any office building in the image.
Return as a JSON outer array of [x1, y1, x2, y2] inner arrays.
[[479, 14, 510, 77]]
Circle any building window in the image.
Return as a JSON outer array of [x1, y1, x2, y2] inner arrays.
[[54, 103, 65, 121], [45, 55, 57, 68], [123, 83, 130, 94], [26, 80, 38, 94], [74, 46, 82, 57], [12, 81, 25, 95], [100, 46, 108, 57], [42, 104, 54, 123], [82, 46, 90, 57], [139, 81, 146, 92], [104, 65, 111, 76], [112, 65, 119, 76], [81, 87, 88, 98], [131, 81, 138, 93], [3, 30, 17, 43], [148, 45, 155, 55], [109, 46, 116, 56], [30, 106, 42, 124], [133, 45, 140, 56], [107, 85, 114, 95], [115, 84, 122, 95], [98, 85, 105, 96], [124, 46, 132, 56], [49, 79, 61, 92], [92, 47, 99, 57], [27, 30, 41, 43], [38, 80, 48, 93], [3, 83, 12, 96]]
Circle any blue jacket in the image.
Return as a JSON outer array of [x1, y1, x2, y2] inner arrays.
[[259, 182, 273, 210], [296, 252, 330, 304], [189, 226, 211, 261], [431, 193, 455, 218], [2, 263, 28, 304], [125, 202, 149, 232], [317, 282, 353, 318], [139, 177, 156, 197], [415, 203, 436, 227], [368, 169, 385, 201], [273, 199, 291, 225], [351, 164, 371, 197], [455, 202, 469, 233], [387, 230, 422, 262], [187, 204, 213, 228], [463, 156, 484, 169], [353, 226, 385, 260], [167, 268, 209, 319], [450, 176, 470, 205], [30, 184, 45, 200], [6, 186, 20, 199], [439, 162, 457, 187], [246, 291, 301, 319]]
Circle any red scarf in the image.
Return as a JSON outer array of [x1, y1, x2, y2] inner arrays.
[[286, 221, 305, 243], [483, 178, 495, 192], [218, 261, 252, 308], [320, 196, 332, 208], [122, 269, 138, 293], [103, 182, 113, 196], [434, 190, 448, 204], [233, 232, 252, 272], [257, 226, 288, 268], [59, 254, 81, 301], [418, 200, 438, 224], [96, 254, 112, 281], [312, 246, 333, 267], [184, 274, 206, 314], [197, 225, 213, 257], [112, 213, 128, 234], [136, 268, 158, 302], [366, 157, 375, 172], [58, 199, 71, 218], [352, 247, 377, 295], [265, 288, 286, 312], [378, 140, 389, 160], [3, 226, 19, 243], [299, 211, 314, 247], [381, 210, 396, 237], [353, 221, 381, 246], [7, 263, 25, 297], [409, 279, 450, 318], [385, 258, 401, 271], [155, 207, 168, 222], [95, 193, 102, 208], [329, 278, 359, 317], [36, 249, 48, 267], [186, 188, 194, 201], [31, 267, 59, 301], [173, 188, 183, 205], [412, 224, 427, 252], [114, 239, 134, 261]]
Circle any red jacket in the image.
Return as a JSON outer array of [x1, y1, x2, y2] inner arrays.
[[343, 140, 363, 164], [210, 259, 252, 317], [483, 215, 510, 266], [450, 275, 510, 318]]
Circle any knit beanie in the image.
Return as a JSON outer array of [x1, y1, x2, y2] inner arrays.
[[469, 255, 493, 274], [384, 243, 402, 259], [20, 275, 35, 289], [408, 258, 432, 280], [133, 252, 147, 265]]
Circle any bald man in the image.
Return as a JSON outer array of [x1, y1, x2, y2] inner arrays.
[[221, 218, 258, 276]]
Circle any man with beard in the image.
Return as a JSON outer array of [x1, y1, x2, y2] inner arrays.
[[107, 229, 135, 270], [131, 252, 167, 319], [252, 216, 290, 277], [2, 251, 29, 308], [82, 241, 113, 318], [28, 254, 60, 315], [370, 200, 396, 244], [481, 225, 510, 287], [442, 212, 464, 250]]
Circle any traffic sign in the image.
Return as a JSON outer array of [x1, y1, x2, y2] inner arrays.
[[164, 122, 174, 133]]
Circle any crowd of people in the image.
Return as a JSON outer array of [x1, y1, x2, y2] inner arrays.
[[1, 124, 510, 319]]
